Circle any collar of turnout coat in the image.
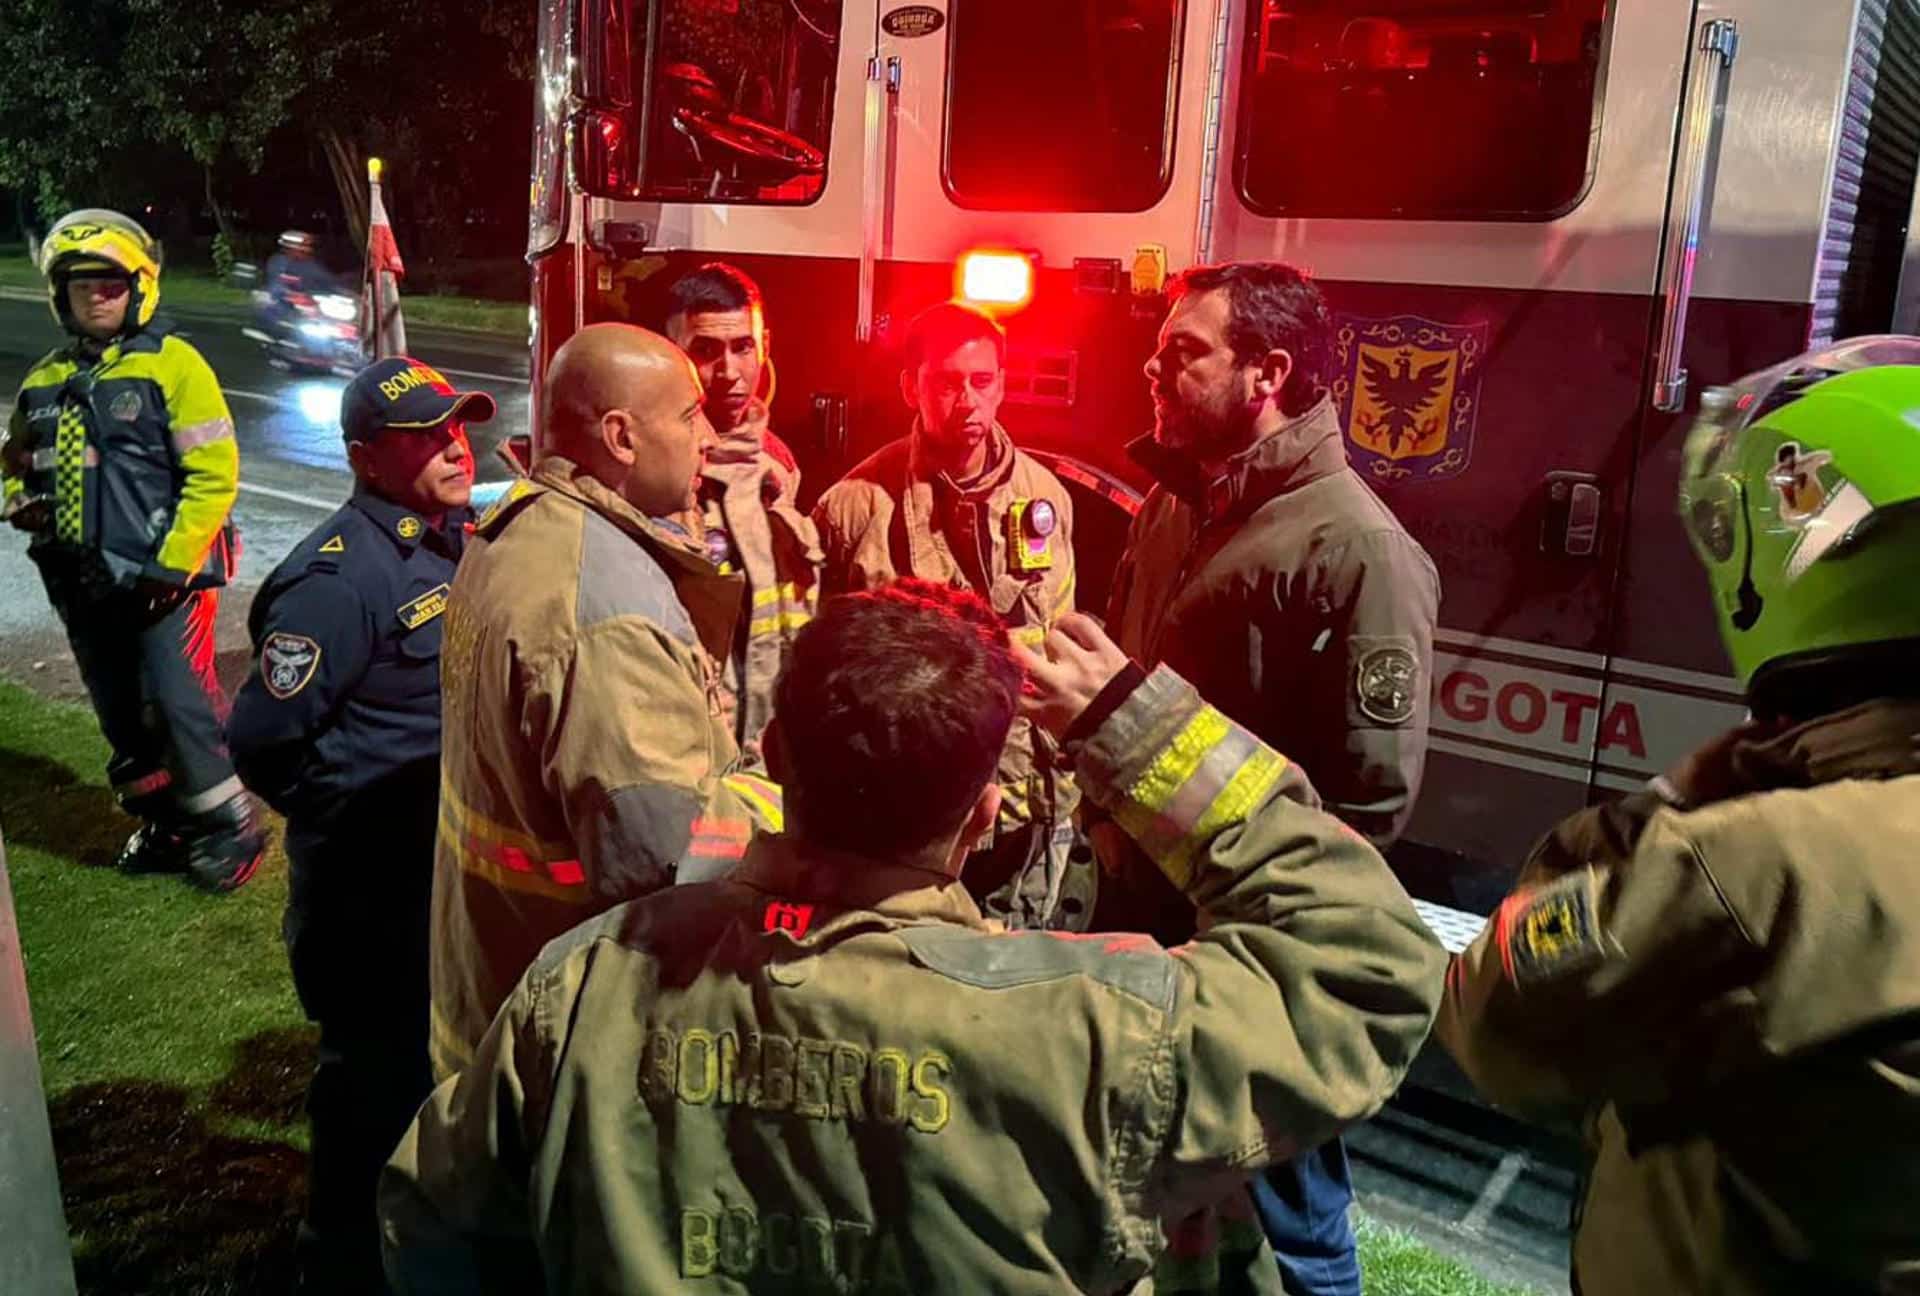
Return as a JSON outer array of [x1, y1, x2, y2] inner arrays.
[[1730, 699, 1920, 791], [1129, 395, 1349, 523]]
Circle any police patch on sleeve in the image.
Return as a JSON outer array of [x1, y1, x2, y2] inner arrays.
[[1355, 644, 1419, 725], [1498, 869, 1606, 988], [261, 632, 322, 700]]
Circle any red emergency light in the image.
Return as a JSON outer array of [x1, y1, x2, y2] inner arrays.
[[957, 250, 1034, 311]]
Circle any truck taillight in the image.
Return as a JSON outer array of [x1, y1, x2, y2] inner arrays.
[[958, 250, 1034, 311]]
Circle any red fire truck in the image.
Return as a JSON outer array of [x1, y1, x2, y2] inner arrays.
[[526, 0, 1920, 915]]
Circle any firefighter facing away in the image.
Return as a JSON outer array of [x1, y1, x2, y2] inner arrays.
[[379, 581, 1446, 1293], [227, 357, 490, 1294], [1438, 336, 1920, 1293], [1103, 260, 1440, 1295], [1, 208, 263, 889], [812, 302, 1091, 932], [662, 263, 821, 766]]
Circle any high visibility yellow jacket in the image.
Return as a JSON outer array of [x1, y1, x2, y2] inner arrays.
[[4, 321, 238, 589], [429, 457, 782, 1078]]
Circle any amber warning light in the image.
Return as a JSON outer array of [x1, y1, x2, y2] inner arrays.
[[957, 250, 1034, 310]]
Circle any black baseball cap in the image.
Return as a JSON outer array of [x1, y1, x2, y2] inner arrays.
[[341, 356, 496, 443]]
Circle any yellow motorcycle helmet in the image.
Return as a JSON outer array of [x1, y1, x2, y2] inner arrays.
[[39, 208, 163, 334]]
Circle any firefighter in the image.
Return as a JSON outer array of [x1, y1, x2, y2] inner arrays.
[[1, 208, 262, 890], [812, 301, 1090, 932], [1103, 261, 1440, 1295], [663, 263, 821, 765], [1437, 339, 1920, 1293], [428, 323, 782, 1079], [226, 357, 490, 1295], [379, 583, 1447, 1293]]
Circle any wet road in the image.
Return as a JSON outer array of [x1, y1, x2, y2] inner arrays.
[[0, 293, 1574, 1294]]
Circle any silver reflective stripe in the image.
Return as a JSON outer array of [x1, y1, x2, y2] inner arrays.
[[179, 774, 244, 816], [170, 416, 235, 455], [0, 830, 80, 1295], [29, 447, 98, 470]]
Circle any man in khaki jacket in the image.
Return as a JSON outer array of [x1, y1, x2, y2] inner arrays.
[[429, 323, 781, 1078], [663, 264, 821, 766], [812, 302, 1085, 930], [1105, 261, 1440, 1295], [381, 582, 1446, 1294], [1439, 340, 1920, 1293]]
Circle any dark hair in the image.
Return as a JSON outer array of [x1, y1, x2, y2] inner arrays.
[[901, 301, 1007, 372], [773, 580, 1021, 859], [664, 262, 763, 323], [1168, 261, 1333, 416]]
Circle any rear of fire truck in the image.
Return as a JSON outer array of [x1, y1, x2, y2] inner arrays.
[[527, 0, 1920, 921]]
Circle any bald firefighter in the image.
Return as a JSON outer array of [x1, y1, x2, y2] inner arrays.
[[428, 323, 781, 1078], [380, 581, 1446, 1293], [663, 263, 821, 765], [2, 209, 261, 889], [1439, 338, 1920, 1293], [813, 302, 1089, 931]]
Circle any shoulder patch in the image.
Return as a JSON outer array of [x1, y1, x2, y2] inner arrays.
[[260, 631, 322, 700], [317, 534, 345, 554], [1497, 869, 1607, 988], [1355, 643, 1419, 726], [397, 583, 450, 630], [897, 925, 1174, 1011]]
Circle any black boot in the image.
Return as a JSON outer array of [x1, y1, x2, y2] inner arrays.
[[180, 792, 267, 892], [115, 820, 189, 874]]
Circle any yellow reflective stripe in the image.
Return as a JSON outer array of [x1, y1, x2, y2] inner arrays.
[[430, 1003, 475, 1076], [1157, 745, 1287, 890], [1047, 565, 1076, 624], [749, 608, 812, 637], [1127, 706, 1230, 816], [438, 772, 586, 903], [1011, 624, 1046, 649], [722, 771, 784, 831], [750, 580, 811, 607]]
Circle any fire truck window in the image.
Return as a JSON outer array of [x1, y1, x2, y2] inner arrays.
[[944, 1, 1185, 212], [530, 0, 569, 253], [1237, 1, 1609, 221], [636, 0, 842, 204]]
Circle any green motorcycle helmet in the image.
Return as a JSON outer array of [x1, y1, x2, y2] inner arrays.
[[1680, 335, 1920, 704]]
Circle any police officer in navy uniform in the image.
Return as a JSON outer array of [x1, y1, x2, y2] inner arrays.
[[227, 356, 491, 1295]]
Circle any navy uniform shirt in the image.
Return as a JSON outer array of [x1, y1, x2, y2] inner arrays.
[[229, 488, 471, 833]]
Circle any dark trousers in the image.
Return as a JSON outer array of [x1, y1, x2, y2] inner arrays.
[[285, 810, 435, 1295], [1251, 1140, 1361, 1296], [42, 567, 236, 815]]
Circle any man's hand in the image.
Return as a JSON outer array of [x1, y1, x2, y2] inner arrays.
[[133, 575, 189, 620], [3, 494, 51, 533], [1011, 612, 1133, 739]]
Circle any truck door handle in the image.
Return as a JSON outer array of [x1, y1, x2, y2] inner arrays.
[[1543, 472, 1602, 557], [1652, 19, 1739, 412]]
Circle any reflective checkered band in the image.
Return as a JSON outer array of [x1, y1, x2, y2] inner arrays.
[[53, 402, 87, 543]]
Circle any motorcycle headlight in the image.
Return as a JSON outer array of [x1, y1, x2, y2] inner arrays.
[[317, 294, 358, 322]]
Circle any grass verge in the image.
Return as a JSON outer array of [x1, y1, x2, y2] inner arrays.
[[2, 677, 1544, 1295], [0, 244, 525, 338], [2, 679, 309, 1295]]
